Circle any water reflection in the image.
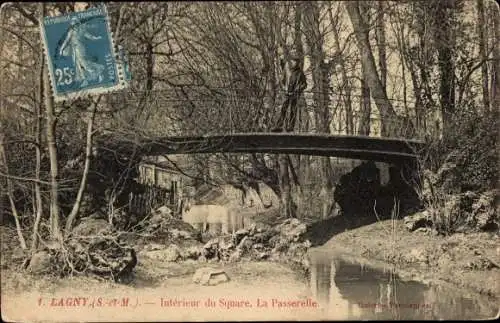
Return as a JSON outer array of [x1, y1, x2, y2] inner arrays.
[[308, 250, 498, 320]]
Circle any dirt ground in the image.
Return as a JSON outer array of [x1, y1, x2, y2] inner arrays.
[[322, 218, 500, 299], [2, 256, 323, 322]]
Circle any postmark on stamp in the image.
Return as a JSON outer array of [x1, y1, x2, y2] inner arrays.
[[40, 5, 129, 102], [117, 45, 132, 83]]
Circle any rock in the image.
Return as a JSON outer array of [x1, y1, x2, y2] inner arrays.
[[252, 230, 274, 244], [247, 223, 257, 236], [464, 257, 496, 270], [268, 235, 281, 247], [193, 267, 212, 283], [414, 227, 432, 234], [156, 206, 172, 216], [72, 218, 111, 236], [272, 242, 288, 254], [234, 228, 249, 239], [143, 244, 180, 262], [150, 206, 173, 225], [29, 251, 52, 274], [203, 238, 219, 250], [205, 271, 230, 286], [232, 229, 248, 245], [150, 213, 163, 225], [164, 244, 181, 262], [255, 222, 273, 232], [237, 236, 254, 252], [140, 250, 160, 260], [202, 238, 220, 259], [255, 252, 270, 260], [219, 239, 235, 252], [193, 267, 230, 285], [404, 211, 433, 232], [182, 246, 201, 260], [252, 243, 264, 250], [170, 228, 195, 240], [218, 238, 235, 261], [275, 218, 307, 241], [229, 249, 242, 262]]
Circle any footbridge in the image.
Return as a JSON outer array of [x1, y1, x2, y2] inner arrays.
[[97, 132, 425, 163]]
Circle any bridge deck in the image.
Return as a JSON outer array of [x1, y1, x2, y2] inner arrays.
[[98, 133, 425, 163]]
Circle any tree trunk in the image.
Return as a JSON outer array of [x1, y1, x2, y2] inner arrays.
[[477, 0, 490, 112], [304, 2, 334, 218], [0, 134, 27, 250], [293, 3, 304, 62], [359, 63, 371, 135], [330, 7, 353, 135], [414, 8, 437, 137], [278, 154, 295, 218], [292, 2, 307, 180], [31, 28, 45, 252], [395, 18, 424, 132], [434, 1, 456, 139], [41, 3, 62, 241], [304, 3, 331, 134], [490, 1, 500, 116], [376, 2, 387, 90], [344, 2, 397, 136], [65, 99, 98, 235]]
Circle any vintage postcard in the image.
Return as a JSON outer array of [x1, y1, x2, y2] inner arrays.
[[1, 1, 499, 322]]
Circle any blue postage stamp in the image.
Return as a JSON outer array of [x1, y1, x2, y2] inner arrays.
[[41, 5, 129, 101]]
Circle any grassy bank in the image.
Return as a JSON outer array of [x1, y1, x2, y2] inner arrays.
[[320, 218, 499, 298]]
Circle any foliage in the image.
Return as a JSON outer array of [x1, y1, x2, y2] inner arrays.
[[443, 110, 498, 192], [0, 1, 498, 253]]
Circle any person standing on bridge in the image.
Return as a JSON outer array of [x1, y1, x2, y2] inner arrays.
[[274, 56, 307, 132]]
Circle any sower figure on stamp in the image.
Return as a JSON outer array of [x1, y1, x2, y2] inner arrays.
[[274, 55, 307, 132]]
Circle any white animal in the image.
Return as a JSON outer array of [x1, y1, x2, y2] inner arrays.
[[181, 200, 243, 235]]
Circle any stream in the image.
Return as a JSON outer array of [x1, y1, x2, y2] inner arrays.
[[307, 248, 498, 320]]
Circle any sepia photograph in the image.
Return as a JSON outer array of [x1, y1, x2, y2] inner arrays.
[[0, 1, 499, 321]]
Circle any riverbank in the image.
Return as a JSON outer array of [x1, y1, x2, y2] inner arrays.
[[320, 218, 499, 299]]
